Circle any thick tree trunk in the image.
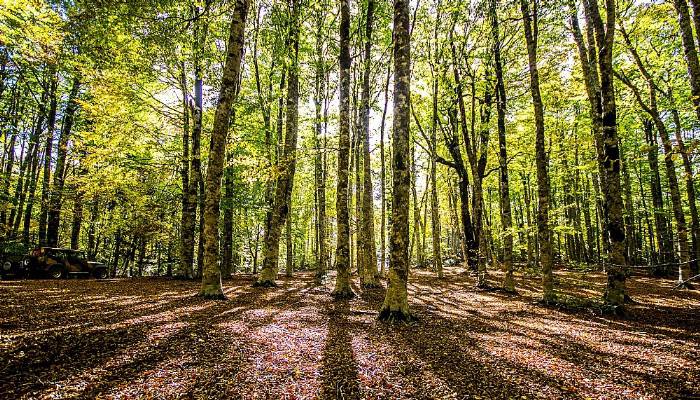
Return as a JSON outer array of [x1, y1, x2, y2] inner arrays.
[[47, 77, 81, 247], [379, 0, 411, 321], [520, 0, 555, 303], [332, 0, 354, 299], [198, 0, 249, 299]]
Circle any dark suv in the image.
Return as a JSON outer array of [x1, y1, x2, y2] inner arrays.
[[0, 242, 31, 279], [25, 247, 108, 279]]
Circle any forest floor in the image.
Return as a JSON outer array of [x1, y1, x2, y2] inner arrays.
[[0, 267, 698, 400]]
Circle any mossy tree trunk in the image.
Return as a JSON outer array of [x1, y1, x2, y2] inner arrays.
[[332, 0, 354, 299], [198, 0, 249, 299], [379, 0, 411, 321]]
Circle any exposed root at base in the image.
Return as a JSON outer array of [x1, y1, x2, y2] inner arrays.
[[378, 309, 417, 323], [331, 289, 355, 300]]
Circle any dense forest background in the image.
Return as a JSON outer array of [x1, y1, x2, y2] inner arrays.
[[1, 0, 699, 310]]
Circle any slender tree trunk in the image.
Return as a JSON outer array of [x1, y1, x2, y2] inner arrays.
[[180, 61, 195, 278], [47, 77, 81, 247], [520, 0, 554, 303], [38, 69, 58, 246], [359, 0, 379, 287], [672, 109, 700, 275], [198, 0, 249, 298], [380, 62, 391, 277], [672, 0, 700, 122], [256, 0, 300, 287], [313, 10, 328, 284], [379, 0, 411, 320], [70, 189, 82, 250], [332, 0, 355, 299], [491, 0, 514, 291]]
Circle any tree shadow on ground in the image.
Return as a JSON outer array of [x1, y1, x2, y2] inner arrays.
[[319, 300, 361, 400]]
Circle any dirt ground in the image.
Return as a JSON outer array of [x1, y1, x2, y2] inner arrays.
[[0, 267, 698, 399]]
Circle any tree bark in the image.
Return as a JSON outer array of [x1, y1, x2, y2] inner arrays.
[[257, 0, 300, 287], [520, 0, 555, 303], [332, 0, 355, 299], [379, 0, 411, 321], [47, 77, 81, 247], [198, 0, 249, 299], [491, 0, 514, 291]]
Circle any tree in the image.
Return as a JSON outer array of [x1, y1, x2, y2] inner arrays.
[[379, 0, 411, 321], [331, 0, 354, 299], [198, 0, 250, 299]]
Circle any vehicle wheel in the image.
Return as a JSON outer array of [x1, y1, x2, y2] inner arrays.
[[94, 268, 107, 279], [2, 261, 12, 272], [49, 265, 65, 279]]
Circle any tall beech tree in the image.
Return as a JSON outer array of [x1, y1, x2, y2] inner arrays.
[[198, 0, 249, 299], [379, 0, 411, 321], [332, 0, 354, 299]]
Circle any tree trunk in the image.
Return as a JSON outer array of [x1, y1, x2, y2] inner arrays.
[[379, 0, 411, 321], [332, 0, 355, 299], [359, 0, 379, 287], [180, 61, 195, 279], [313, 13, 327, 284], [520, 0, 555, 303], [491, 0, 514, 291], [672, 109, 700, 275], [672, 0, 700, 122], [47, 77, 81, 247], [38, 69, 58, 246], [256, 0, 300, 287], [198, 0, 249, 299]]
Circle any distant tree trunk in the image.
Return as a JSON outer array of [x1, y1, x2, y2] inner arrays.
[[430, 70, 442, 278], [332, 0, 355, 299], [221, 150, 234, 278], [313, 11, 328, 284], [22, 146, 42, 243], [111, 229, 122, 278], [379, 0, 411, 321], [672, 109, 700, 275], [256, 0, 300, 287], [47, 77, 81, 247], [87, 199, 99, 259], [520, 0, 554, 303], [70, 190, 83, 250], [359, 0, 379, 287], [286, 213, 293, 277], [380, 62, 391, 277], [38, 69, 58, 246], [672, 0, 700, 122], [196, 179, 205, 277], [491, 0, 514, 292], [180, 61, 194, 279], [198, 0, 249, 299]]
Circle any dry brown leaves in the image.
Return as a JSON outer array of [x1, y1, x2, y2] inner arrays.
[[0, 268, 698, 399]]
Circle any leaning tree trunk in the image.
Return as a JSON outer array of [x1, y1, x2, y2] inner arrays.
[[198, 0, 249, 299], [332, 0, 354, 299], [379, 0, 411, 321], [47, 77, 80, 248], [256, 0, 300, 287], [673, 0, 700, 122], [520, 0, 554, 303]]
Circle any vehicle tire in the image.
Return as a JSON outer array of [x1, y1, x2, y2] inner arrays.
[[49, 265, 65, 279], [94, 268, 107, 279], [2, 261, 12, 272]]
